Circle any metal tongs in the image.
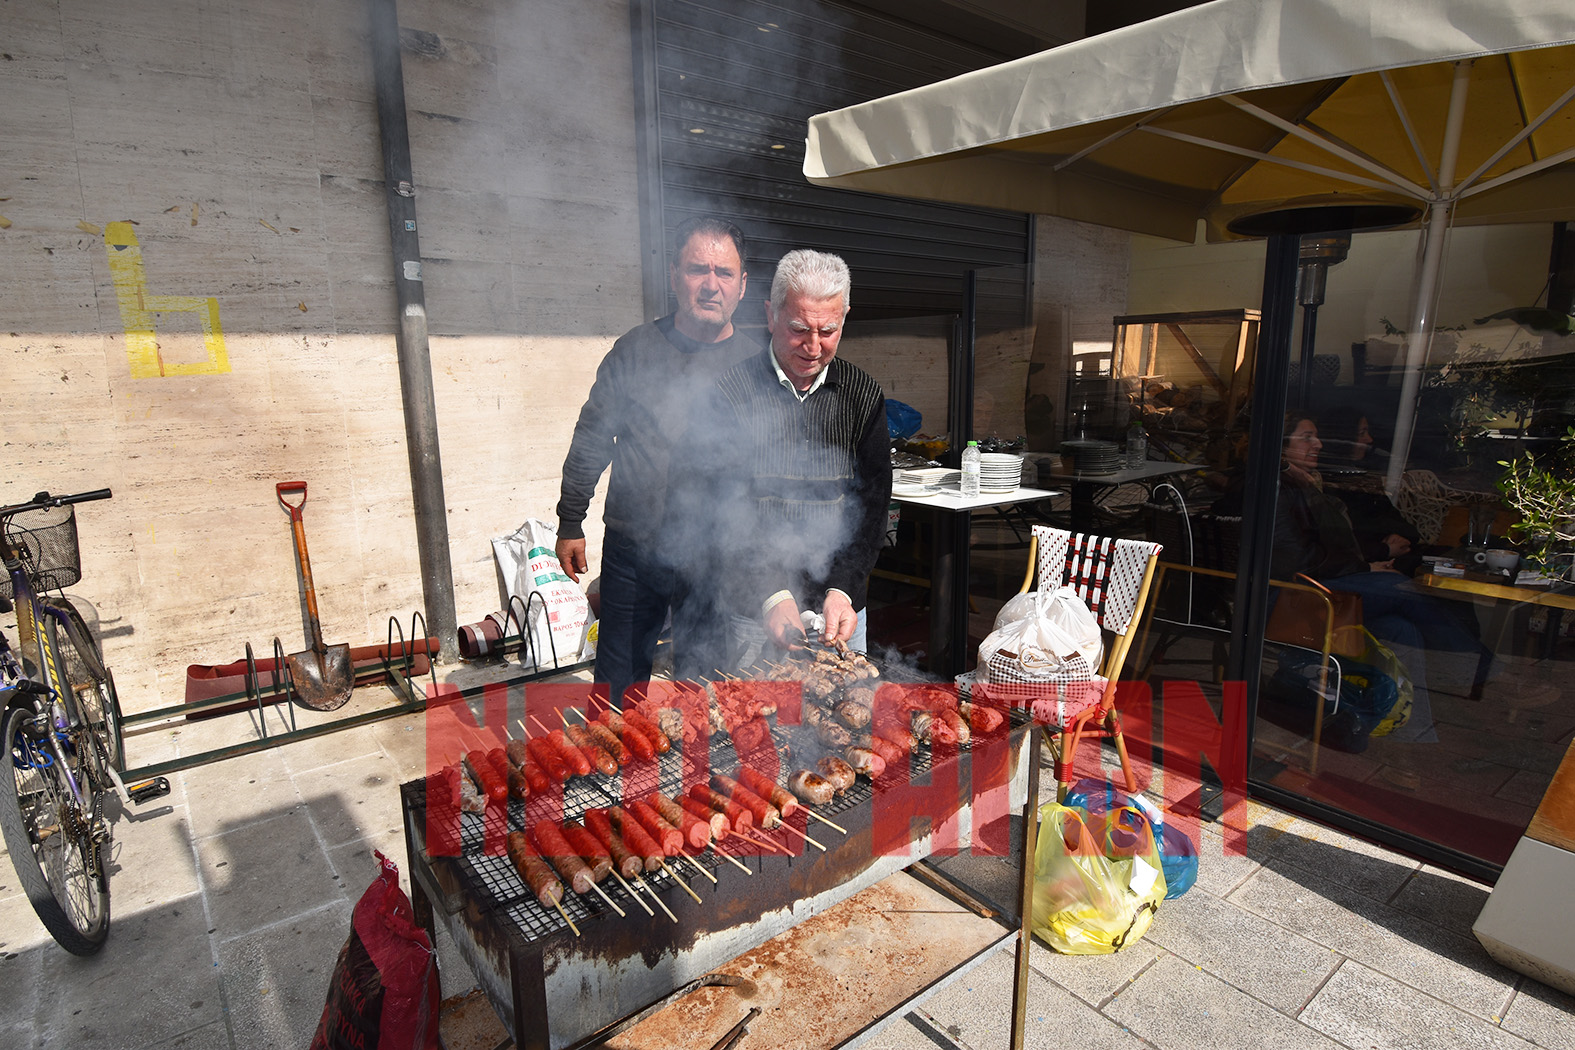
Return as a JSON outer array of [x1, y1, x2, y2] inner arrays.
[[709, 1007, 761, 1050]]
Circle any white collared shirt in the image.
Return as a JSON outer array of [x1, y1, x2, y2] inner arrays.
[[769, 347, 829, 401]]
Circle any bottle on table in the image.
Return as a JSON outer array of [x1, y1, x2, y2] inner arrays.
[[961, 440, 981, 497]]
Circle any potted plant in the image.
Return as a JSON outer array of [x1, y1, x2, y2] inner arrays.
[[1497, 426, 1575, 579]]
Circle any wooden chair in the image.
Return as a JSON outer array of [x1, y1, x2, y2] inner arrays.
[[1008, 525, 1163, 800]]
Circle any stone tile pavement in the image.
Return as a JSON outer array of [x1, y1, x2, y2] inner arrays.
[[1, 685, 1571, 1050]]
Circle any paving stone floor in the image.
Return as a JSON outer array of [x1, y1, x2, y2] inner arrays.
[[1, 672, 1571, 1050]]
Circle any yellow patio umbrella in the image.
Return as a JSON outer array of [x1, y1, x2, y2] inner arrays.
[[804, 0, 1575, 483]]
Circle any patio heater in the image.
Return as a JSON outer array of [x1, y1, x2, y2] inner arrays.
[[1294, 232, 1351, 410]]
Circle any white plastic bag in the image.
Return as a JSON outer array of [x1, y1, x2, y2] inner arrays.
[[979, 586, 1102, 685], [491, 519, 595, 669]]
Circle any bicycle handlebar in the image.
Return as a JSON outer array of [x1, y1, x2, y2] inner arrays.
[[0, 488, 113, 519]]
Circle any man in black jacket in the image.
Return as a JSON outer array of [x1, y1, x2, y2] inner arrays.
[[554, 217, 757, 703]]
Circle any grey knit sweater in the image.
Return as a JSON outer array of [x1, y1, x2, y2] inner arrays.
[[682, 350, 891, 615]]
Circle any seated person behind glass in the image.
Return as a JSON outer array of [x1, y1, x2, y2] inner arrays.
[[1214, 414, 1409, 579], [1313, 406, 1422, 576]]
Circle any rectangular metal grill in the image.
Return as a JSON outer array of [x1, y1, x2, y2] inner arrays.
[[402, 655, 1032, 1050]]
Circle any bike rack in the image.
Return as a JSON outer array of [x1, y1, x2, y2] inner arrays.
[[116, 604, 593, 782]]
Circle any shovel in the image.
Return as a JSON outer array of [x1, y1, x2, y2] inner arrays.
[[276, 481, 354, 710]]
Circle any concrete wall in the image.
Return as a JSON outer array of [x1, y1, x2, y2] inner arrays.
[[1, 0, 643, 714]]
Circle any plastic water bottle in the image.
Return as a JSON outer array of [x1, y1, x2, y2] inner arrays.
[[961, 440, 981, 497]]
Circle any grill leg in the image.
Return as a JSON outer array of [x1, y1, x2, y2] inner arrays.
[[1010, 731, 1042, 1050]]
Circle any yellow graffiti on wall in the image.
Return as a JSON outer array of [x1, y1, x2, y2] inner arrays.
[[103, 221, 229, 377]]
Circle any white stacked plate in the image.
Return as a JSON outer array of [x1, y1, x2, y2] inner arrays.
[[979, 452, 1023, 492], [893, 467, 958, 497]]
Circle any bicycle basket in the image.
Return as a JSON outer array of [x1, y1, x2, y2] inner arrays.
[[1, 505, 81, 599]]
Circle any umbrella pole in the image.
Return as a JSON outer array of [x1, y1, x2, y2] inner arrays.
[[1386, 61, 1472, 497]]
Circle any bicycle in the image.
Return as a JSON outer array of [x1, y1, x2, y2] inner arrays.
[[0, 488, 167, 954]]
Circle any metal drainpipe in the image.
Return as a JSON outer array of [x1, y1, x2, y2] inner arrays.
[[370, 0, 459, 663]]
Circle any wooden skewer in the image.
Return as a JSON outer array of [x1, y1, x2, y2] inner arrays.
[[676, 851, 720, 883], [516, 719, 530, 738], [557, 709, 574, 729], [804, 809, 848, 834], [553, 899, 581, 937], [612, 871, 653, 916], [529, 714, 553, 737], [774, 821, 826, 852], [636, 877, 679, 924], [712, 844, 754, 874], [743, 830, 785, 854], [589, 880, 627, 917], [658, 859, 705, 904]]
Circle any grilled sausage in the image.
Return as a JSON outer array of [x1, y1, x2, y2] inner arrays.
[[627, 798, 683, 856], [961, 702, 1006, 733], [463, 751, 507, 803], [680, 794, 729, 839], [938, 707, 971, 745], [544, 729, 593, 777], [597, 710, 655, 761], [623, 710, 671, 754], [843, 746, 886, 778], [737, 765, 801, 817], [561, 821, 613, 883], [814, 718, 853, 749], [788, 770, 836, 805], [504, 739, 550, 793], [583, 808, 643, 880], [506, 831, 563, 908], [525, 737, 570, 783], [816, 756, 856, 792], [688, 785, 752, 832], [866, 734, 906, 768], [584, 719, 631, 765], [563, 723, 619, 776], [529, 822, 594, 895], [712, 774, 780, 829], [834, 700, 872, 730], [607, 807, 665, 873], [650, 792, 712, 850]]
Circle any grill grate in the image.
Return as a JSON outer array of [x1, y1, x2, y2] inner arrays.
[[405, 657, 1025, 946]]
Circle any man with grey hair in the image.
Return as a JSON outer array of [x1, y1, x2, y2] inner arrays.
[[691, 248, 891, 659]]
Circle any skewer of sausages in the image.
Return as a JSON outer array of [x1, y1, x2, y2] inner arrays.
[[712, 774, 780, 829], [688, 785, 753, 833], [680, 794, 729, 839], [582, 717, 631, 765], [542, 729, 593, 777], [607, 807, 665, 873], [463, 751, 507, 803], [529, 822, 595, 895], [563, 722, 619, 776], [561, 822, 614, 883], [583, 809, 643, 880], [649, 792, 712, 850], [486, 748, 519, 794], [736, 766, 801, 818], [626, 798, 684, 856], [525, 736, 571, 783], [506, 831, 564, 908], [843, 746, 886, 778], [505, 738, 553, 795], [599, 710, 656, 761], [623, 709, 671, 754]]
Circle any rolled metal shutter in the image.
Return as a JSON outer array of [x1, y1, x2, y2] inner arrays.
[[634, 0, 1031, 330]]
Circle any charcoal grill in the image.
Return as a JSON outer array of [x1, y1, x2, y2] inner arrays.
[[400, 658, 1034, 1050]]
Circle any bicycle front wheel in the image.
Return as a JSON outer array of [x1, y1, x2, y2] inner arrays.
[[0, 706, 110, 954], [49, 600, 124, 773]]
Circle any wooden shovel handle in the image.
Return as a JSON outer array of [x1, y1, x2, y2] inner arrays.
[[277, 481, 308, 522]]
